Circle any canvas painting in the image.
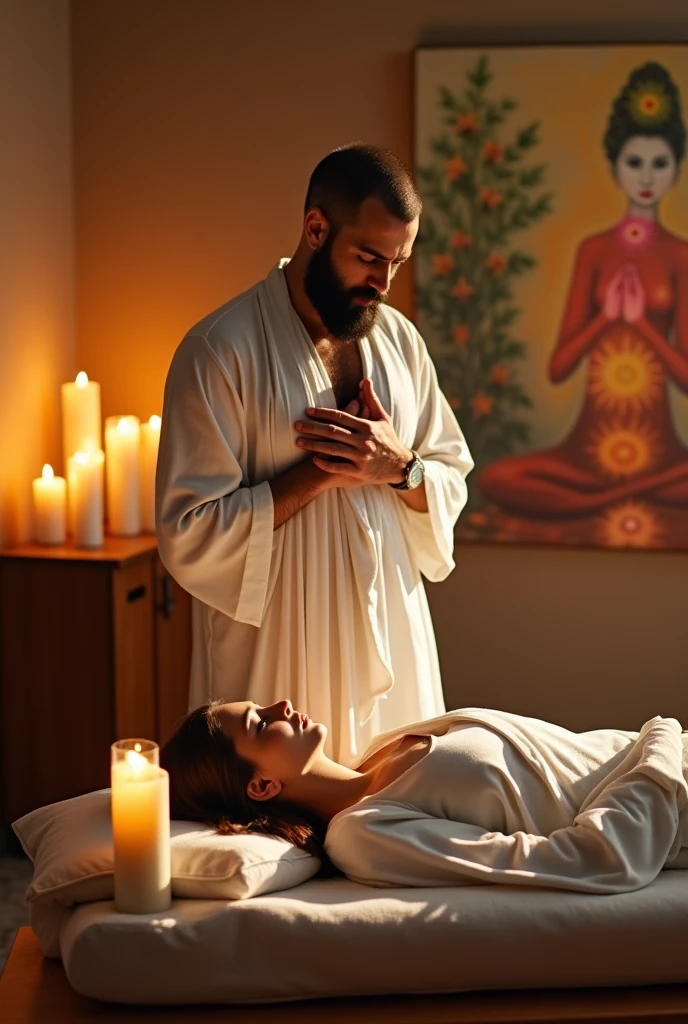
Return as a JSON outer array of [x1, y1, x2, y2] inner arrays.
[[415, 45, 688, 549]]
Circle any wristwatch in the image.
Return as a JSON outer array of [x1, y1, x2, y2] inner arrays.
[[389, 450, 425, 491]]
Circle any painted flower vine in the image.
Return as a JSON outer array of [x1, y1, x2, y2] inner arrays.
[[415, 54, 553, 498]]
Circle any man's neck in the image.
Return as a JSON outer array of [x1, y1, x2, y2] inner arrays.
[[282, 246, 330, 345]]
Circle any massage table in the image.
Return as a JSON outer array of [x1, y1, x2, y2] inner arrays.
[[2, 871, 688, 1023], [2, 927, 688, 1023]]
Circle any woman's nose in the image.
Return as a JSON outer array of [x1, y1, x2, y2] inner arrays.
[[278, 699, 293, 718]]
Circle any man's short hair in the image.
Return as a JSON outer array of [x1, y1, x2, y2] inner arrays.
[[304, 143, 422, 229]]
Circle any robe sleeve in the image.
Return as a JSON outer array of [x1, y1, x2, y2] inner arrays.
[[400, 326, 474, 582], [155, 334, 274, 627], [325, 718, 687, 894]]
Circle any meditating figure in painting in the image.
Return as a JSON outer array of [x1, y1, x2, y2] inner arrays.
[[481, 63, 688, 543]]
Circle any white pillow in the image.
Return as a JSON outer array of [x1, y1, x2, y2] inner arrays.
[[13, 789, 320, 957]]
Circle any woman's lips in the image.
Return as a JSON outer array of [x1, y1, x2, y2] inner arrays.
[[300, 713, 309, 729], [639, 189, 654, 199]]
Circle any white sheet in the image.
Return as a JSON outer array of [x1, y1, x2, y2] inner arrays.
[[60, 872, 688, 1005], [327, 710, 688, 892]]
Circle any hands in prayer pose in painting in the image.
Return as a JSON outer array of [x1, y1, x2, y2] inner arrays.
[[480, 63, 688, 547]]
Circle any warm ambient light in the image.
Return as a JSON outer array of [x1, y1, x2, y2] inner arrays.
[[117, 416, 136, 434], [75, 371, 89, 388], [42, 464, 55, 482], [148, 414, 162, 430]]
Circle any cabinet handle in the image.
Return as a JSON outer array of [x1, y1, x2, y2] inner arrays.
[[158, 574, 177, 620], [127, 585, 147, 603]]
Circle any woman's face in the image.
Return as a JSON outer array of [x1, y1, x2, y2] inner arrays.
[[614, 135, 678, 206], [216, 700, 326, 785]]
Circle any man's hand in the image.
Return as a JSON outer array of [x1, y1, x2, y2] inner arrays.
[[295, 378, 412, 487]]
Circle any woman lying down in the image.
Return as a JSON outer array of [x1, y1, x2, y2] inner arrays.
[[161, 700, 688, 894]]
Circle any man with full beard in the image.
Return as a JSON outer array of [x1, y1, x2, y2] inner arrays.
[[157, 144, 473, 766]]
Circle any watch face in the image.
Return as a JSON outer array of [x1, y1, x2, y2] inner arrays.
[[408, 459, 424, 489]]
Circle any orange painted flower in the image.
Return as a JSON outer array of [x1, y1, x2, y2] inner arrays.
[[479, 186, 504, 209], [456, 113, 479, 134], [452, 324, 470, 346], [483, 140, 504, 163], [451, 230, 473, 249], [485, 251, 507, 275], [432, 254, 453, 276], [444, 156, 468, 182], [490, 365, 510, 386], [470, 391, 494, 418], [451, 278, 474, 301]]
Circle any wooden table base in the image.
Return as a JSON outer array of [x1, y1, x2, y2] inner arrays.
[[2, 928, 688, 1024]]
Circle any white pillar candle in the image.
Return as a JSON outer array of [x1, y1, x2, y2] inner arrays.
[[67, 448, 104, 548], [61, 371, 101, 471], [140, 415, 161, 533], [111, 739, 171, 915], [105, 415, 141, 536], [32, 464, 67, 545]]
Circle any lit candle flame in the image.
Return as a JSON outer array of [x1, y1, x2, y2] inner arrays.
[[148, 415, 161, 430], [75, 371, 89, 388], [125, 749, 148, 775], [117, 417, 135, 434], [42, 464, 54, 482]]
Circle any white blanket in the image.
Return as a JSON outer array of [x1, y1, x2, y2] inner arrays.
[[325, 708, 688, 892]]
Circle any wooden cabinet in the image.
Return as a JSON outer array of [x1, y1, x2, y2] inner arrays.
[[0, 536, 192, 823]]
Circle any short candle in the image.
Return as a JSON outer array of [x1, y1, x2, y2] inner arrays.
[[32, 464, 67, 545], [67, 447, 104, 547]]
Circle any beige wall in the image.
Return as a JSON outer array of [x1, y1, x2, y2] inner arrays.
[[0, 0, 74, 548], [71, 0, 688, 729]]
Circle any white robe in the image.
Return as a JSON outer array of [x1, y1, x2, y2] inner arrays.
[[325, 708, 688, 891], [156, 260, 473, 765]]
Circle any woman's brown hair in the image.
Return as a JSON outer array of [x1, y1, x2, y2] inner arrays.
[[160, 701, 332, 869]]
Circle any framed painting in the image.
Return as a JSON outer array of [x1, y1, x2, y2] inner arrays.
[[414, 45, 688, 549]]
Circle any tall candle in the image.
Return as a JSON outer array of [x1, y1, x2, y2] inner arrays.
[[68, 448, 104, 548], [140, 415, 161, 533], [105, 415, 141, 536], [32, 464, 67, 545], [111, 739, 171, 914], [61, 371, 101, 471]]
